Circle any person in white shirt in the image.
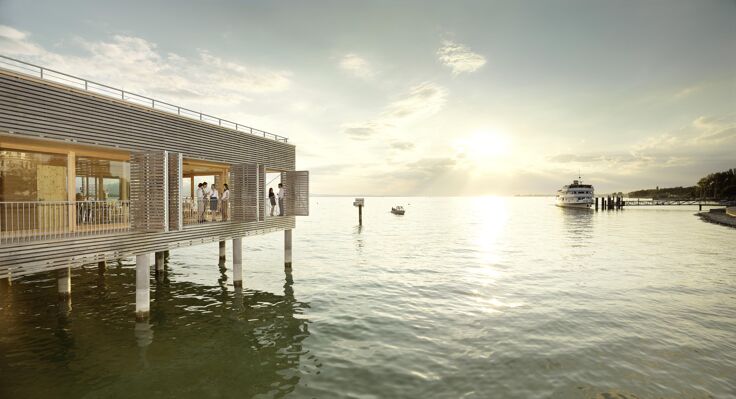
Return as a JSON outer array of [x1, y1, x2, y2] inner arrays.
[[277, 183, 285, 216], [221, 184, 230, 221], [196, 183, 205, 223], [209, 183, 219, 221]]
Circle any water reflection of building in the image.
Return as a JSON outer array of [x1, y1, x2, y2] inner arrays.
[[0, 266, 312, 398]]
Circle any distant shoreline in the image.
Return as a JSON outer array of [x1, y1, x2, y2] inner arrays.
[[698, 210, 736, 229]]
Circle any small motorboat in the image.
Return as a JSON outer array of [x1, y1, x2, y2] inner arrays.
[[391, 206, 405, 215]]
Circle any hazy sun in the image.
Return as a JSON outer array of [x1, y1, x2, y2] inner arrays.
[[455, 130, 512, 169]]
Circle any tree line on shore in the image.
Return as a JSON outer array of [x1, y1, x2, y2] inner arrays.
[[628, 168, 736, 200]]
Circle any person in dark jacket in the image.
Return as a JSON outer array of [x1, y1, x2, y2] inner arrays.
[[268, 187, 276, 216]]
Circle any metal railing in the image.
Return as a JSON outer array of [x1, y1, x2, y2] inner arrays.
[[0, 54, 288, 143], [0, 200, 130, 244], [183, 197, 230, 225]]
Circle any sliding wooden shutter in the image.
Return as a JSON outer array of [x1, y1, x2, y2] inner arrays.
[[130, 150, 169, 232], [258, 165, 266, 221], [231, 163, 259, 222], [281, 171, 309, 216], [168, 152, 183, 231]]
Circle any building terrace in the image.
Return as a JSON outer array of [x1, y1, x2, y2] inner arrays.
[[0, 55, 309, 320]]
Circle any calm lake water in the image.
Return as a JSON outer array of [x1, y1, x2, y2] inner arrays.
[[1, 197, 735, 398]]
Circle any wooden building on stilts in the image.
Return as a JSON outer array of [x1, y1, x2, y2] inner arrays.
[[0, 55, 309, 320]]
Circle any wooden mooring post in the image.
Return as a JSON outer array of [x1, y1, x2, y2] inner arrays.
[[595, 197, 599, 211]]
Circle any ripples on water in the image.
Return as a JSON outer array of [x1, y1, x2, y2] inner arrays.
[[1, 197, 735, 398]]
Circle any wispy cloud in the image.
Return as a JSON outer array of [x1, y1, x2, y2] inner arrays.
[[437, 39, 486, 75], [633, 114, 736, 152], [338, 53, 374, 79], [390, 141, 415, 151], [0, 25, 292, 106], [342, 82, 448, 139], [548, 114, 736, 176], [342, 121, 388, 140]]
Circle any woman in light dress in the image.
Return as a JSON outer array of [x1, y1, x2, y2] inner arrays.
[[221, 184, 230, 221]]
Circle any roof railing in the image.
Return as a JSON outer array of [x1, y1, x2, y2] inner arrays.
[[0, 54, 288, 143]]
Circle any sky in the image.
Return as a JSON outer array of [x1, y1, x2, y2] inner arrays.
[[0, 0, 734, 196]]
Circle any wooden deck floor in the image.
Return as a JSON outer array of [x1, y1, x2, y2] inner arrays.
[[0, 216, 295, 279]]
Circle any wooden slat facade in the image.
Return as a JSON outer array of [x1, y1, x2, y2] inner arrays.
[[0, 68, 304, 280], [0, 70, 295, 169]]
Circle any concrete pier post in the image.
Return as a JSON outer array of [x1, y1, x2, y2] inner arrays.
[[136, 254, 151, 321], [285, 229, 293, 269], [155, 251, 164, 273], [57, 266, 71, 298], [155, 251, 165, 277], [219, 241, 226, 263], [232, 238, 243, 288], [0, 274, 11, 293]]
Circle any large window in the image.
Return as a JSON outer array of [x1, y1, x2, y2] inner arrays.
[[0, 149, 68, 202], [75, 157, 130, 201]]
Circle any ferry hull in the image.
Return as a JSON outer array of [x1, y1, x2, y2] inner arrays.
[[556, 202, 592, 209]]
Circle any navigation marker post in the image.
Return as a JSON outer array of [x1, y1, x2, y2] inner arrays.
[[353, 198, 364, 226]]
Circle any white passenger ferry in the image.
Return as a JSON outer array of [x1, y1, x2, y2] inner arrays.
[[556, 177, 594, 208]]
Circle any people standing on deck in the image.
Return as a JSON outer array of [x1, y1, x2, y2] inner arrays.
[[209, 184, 220, 221], [201, 182, 210, 222], [221, 184, 230, 221], [268, 188, 276, 216], [196, 183, 205, 223], [277, 183, 285, 216]]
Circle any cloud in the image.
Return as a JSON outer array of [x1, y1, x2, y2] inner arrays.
[[390, 141, 415, 151], [548, 114, 736, 177], [633, 114, 736, 152], [0, 25, 291, 106], [338, 53, 374, 79], [341, 121, 388, 139], [382, 82, 447, 120], [342, 82, 448, 139], [437, 39, 486, 75]]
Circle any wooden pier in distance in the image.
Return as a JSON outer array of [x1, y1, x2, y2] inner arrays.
[[596, 197, 726, 211]]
